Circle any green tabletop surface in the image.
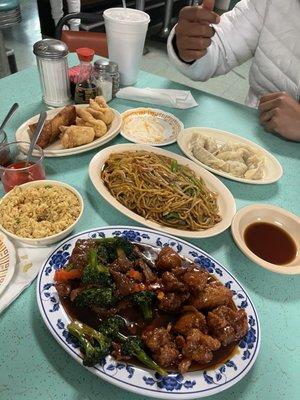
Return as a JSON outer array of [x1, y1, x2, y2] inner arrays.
[[0, 60, 299, 400]]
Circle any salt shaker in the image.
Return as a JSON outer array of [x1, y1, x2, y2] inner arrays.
[[33, 39, 71, 107], [93, 59, 113, 102]]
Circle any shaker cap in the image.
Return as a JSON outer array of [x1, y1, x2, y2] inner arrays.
[[108, 61, 119, 73], [76, 48, 95, 62], [94, 59, 110, 71], [33, 39, 69, 59]]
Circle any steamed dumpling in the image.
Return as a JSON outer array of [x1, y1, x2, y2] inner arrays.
[[244, 165, 264, 180], [193, 141, 225, 169], [191, 133, 205, 148], [216, 148, 245, 163], [246, 154, 264, 168], [204, 137, 218, 153], [218, 142, 240, 153], [221, 161, 248, 177], [219, 143, 252, 160]]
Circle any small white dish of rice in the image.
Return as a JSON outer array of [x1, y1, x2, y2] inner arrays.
[[0, 180, 84, 246]]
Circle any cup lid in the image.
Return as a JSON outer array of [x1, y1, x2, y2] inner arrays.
[[103, 7, 150, 24], [76, 48, 95, 62], [33, 39, 69, 59]]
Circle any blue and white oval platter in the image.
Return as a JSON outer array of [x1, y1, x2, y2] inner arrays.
[[37, 226, 261, 399]]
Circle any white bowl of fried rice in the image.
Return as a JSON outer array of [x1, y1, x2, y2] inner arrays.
[[0, 180, 84, 246]]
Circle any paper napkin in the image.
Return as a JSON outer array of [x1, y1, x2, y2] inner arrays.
[[116, 87, 198, 109], [0, 241, 55, 314]]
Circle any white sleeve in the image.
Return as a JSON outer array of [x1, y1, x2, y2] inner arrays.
[[167, 0, 268, 81]]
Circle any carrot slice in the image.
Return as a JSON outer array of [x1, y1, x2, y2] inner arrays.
[[54, 268, 82, 282], [132, 283, 146, 293], [126, 269, 142, 281], [157, 291, 165, 300]]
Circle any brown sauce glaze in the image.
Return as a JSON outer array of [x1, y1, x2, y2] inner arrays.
[[58, 278, 239, 372], [60, 292, 239, 371]]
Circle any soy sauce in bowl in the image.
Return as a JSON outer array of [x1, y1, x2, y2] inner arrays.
[[244, 222, 297, 265]]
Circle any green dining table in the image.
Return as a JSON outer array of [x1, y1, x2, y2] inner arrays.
[[0, 58, 299, 400]]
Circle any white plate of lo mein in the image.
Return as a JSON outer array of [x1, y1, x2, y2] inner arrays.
[[89, 144, 236, 238]]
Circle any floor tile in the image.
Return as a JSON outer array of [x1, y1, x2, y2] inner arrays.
[[2, 0, 41, 71]]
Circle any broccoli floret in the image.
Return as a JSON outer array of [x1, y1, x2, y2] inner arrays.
[[68, 320, 111, 367], [82, 249, 111, 286], [115, 237, 135, 260], [98, 315, 126, 337], [122, 336, 167, 376], [74, 288, 116, 308], [97, 244, 109, 265], [98, 316, 167, 376], [131, 291, 156, 320], [95, 237, 135, 263]]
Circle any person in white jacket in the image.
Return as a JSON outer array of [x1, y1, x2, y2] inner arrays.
[[167, 0, 300, 141]]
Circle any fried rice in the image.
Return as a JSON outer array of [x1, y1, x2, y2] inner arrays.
[[0, 185, 81, 239]]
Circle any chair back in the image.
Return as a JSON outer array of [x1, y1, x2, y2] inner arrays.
[[61, 30, 108, 57], [56, 12, 108, 58]]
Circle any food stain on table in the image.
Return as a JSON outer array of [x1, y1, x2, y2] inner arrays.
[[244, 222, 297, 265]]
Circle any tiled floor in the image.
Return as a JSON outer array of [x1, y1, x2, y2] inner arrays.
[[1, 0, 251, 105], [2, 0, 42, 73]]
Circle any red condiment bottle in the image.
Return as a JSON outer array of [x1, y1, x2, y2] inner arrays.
[[74, 47, 98, 104]]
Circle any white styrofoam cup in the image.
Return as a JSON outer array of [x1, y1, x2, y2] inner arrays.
[[104, 8, 150, 86]]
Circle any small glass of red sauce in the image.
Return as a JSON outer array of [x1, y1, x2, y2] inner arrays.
[[0, 141, 46, 192]]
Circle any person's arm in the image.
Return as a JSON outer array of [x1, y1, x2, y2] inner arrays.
[[167, 0, 268, 81]]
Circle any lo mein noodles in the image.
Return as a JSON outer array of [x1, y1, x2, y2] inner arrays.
[[101, 151, 221, 230]]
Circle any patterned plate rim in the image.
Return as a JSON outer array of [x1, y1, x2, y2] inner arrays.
[[0, 233, 16, 297], [36, 226, 261, 399]]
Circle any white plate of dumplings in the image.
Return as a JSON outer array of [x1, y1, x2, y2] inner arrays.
[[177, 127, 283, 184]]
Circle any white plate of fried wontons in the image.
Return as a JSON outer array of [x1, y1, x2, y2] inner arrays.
[[15, 97, 122, 157]]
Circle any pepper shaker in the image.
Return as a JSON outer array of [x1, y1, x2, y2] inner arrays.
[[33, 39, 71, 107], [108, 61, 120, 98]]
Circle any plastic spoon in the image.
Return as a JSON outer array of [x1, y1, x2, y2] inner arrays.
[[25, 111, 47, 166]]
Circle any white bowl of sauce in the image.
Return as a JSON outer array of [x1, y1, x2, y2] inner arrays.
[[231, 204, 300, 274]]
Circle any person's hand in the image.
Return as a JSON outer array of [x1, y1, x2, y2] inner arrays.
[[259, 92, 300, 141], [175, 0, 220, 63]]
